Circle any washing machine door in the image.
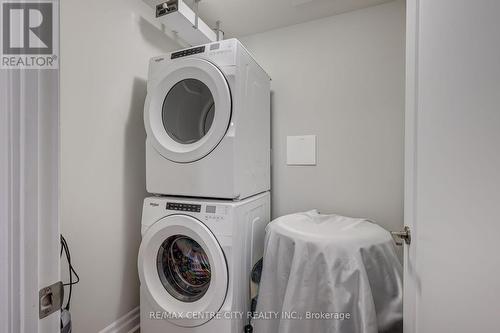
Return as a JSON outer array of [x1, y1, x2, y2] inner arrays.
[[144, 58, 232, 163], [138, 214, 228, 327]]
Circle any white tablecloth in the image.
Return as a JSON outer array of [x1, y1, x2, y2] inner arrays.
[[253, 211, 403, 333]]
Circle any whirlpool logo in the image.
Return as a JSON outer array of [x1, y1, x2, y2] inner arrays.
[[1, 0, 58, 69]]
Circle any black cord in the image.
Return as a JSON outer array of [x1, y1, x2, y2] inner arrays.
[[60, 235, 80, 311]]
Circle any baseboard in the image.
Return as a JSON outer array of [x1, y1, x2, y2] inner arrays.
[[99, 307, 140, 333]]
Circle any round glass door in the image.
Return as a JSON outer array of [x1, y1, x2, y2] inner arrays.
[[162, 79, 215, 145], [157, 235, 211, 302], [144, 58, 232, 163], [138, 214, 228, 327]]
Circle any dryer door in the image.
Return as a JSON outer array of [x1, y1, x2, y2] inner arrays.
[[144, 58, 232, 163], [138, 214, 228, 327]]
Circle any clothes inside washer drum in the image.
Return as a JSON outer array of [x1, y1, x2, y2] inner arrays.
[[253, 210, 403, 333]]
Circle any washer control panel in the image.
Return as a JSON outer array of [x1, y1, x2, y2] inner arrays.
[[166, 202, 201, 212], [203, 204, 229, 223]]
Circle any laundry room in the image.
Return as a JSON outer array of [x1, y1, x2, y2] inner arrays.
[[2, 0, 500, 333]]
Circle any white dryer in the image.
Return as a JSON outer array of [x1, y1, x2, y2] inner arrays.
[[138, 192, 270, 333], [144, 39, 271, 200]]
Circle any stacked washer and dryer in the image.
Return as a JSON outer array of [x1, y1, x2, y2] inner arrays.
[[138, 39, 271, 333]]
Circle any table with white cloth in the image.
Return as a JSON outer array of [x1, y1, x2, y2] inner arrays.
[[253, 211, 403, 333]]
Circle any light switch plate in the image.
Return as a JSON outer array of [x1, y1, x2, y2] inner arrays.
[[286, 135, 316, 165]]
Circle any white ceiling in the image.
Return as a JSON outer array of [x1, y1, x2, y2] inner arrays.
[[145, 0, 395, 37]]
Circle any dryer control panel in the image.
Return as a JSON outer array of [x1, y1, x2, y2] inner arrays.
[[170, 46, 206, 59]]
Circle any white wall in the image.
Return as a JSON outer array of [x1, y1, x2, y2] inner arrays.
[[241, 0, 405, 232], [60, 1, 178, 332]]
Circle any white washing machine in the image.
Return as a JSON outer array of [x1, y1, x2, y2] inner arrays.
[[138, 192, 270, 333], [144, 38, 271, 200]]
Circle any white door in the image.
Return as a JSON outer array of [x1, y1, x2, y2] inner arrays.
[[0, 70, 60, 331], [144, 58, 232, 163], [138, 215, 228, 327], [404, 1, 500, 332]]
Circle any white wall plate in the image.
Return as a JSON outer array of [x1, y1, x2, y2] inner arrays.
[[286, 135, 316, 166]]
